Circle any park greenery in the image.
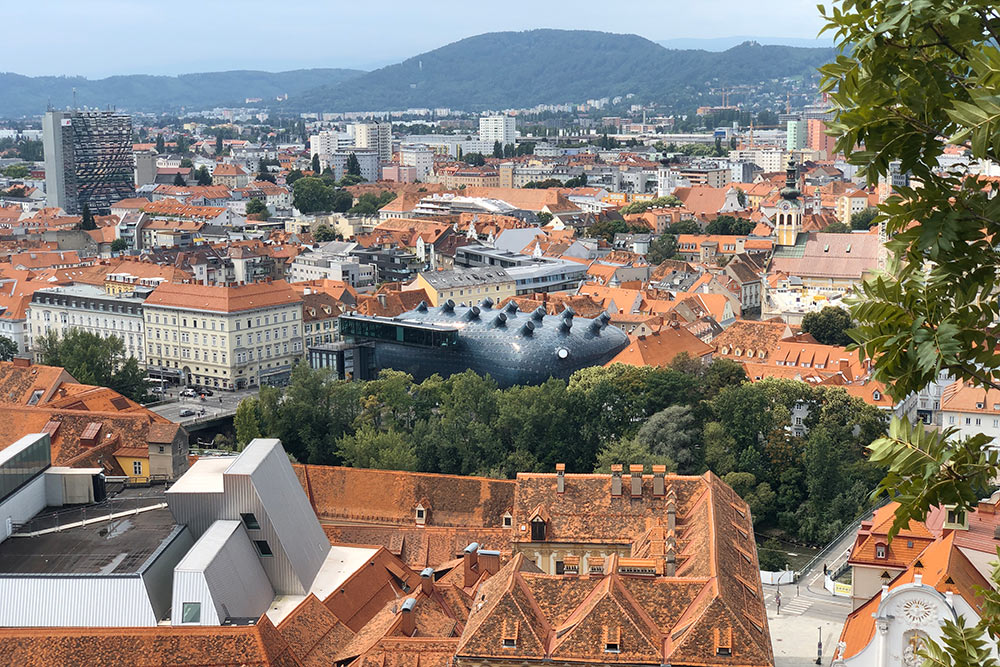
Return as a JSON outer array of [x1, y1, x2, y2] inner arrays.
[[619, 195, 681, 215], [236, 358, 885, 546], [704, 215, 755, 236], [800, 306, 854, 346], [292, 177, 353, 214], [349, 190, 396, 215], [0, 335, 17, 362], [821, 0, 1000, 663], [35, 329, 150, 402], [245, 198, 269, 219]]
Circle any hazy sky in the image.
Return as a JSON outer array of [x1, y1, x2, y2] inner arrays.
[[7, 0, 828, 77]]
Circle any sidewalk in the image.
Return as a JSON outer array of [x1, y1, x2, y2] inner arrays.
[[764, 584, 851, 666]]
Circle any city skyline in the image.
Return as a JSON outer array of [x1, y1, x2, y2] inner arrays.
[[7, 0, 828, 77]]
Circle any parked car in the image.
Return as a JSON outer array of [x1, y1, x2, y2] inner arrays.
[[150, 386, 165, 394], [180, 388, 197, 397], [199, 388, 215, 397], [178, 408, 196, 417]]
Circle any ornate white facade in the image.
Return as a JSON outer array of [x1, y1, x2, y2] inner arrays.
[[833, 577, 996, 667]]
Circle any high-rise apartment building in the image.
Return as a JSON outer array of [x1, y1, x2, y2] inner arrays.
[[352, 121, 392, 162], [786, 119, 807, 151], [309, 130, 354, 157], [479, 115, 517, 147], [399, 143, 434, 180], [43, 110, 135, 215]]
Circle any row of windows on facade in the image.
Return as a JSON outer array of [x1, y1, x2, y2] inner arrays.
[[151, 326, 298, 345], [948, 415, 1000, 427], [32, 295, 140, 316], [37, 310, 142, 332], [148, 341, 302, 362], [146, 310, 299, 330]]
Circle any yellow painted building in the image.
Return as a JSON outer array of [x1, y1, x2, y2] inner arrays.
[[416, 268, 516, 307]]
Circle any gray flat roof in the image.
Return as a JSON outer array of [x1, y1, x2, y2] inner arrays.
[[0, 508, 183, 575]]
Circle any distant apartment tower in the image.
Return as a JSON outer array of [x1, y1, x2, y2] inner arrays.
[[786, 119, 807, 151], [43, 110, 134, 215], [479, 115, 516, 147], [353, 121, 392, 162], [134, 150, 157, 187], [309, 131, 354, 158], [399, 143, 434, 180], [320, 150, 379, 183]]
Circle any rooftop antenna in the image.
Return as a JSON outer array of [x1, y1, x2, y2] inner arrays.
[[72, 87, 77, 110]]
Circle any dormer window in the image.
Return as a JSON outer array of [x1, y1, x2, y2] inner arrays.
[[603, 625, 621, 653], [502, 512, 512, 528], [415, 503, 427, 526], [875, 543, 887, 559], [945, 506, 968, 530], [502, 638, 516, 648], [604, 643, 620, 653], [977, 402, 985, 409], [531, 517, 546, 541], [873, 390, 882, 401]]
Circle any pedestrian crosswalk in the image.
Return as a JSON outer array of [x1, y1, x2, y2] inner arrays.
[[777, 598, 813, 615], [765, 593, 814, 616]]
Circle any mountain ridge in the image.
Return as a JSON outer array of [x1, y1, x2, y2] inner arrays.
[[0, 30, 836, 118], [292, 29, 835, 112]]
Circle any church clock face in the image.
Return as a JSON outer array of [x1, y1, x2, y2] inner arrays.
[[778, 201, 792, 211], [902, 599, 934, 624]]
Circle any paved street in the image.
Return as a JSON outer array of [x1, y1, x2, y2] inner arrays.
[[148, 387, 259, 425], [765, 582, 852, 666]]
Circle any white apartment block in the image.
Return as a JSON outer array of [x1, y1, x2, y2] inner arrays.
[[28, 284, 148, 363], [729, 147, 786, 173], [352, 121, 392, 162], [320, 150, 380, 183], [142, 281, 304, 390], [309, 131, 354, 157], [941, 381, 1000, 442], [399, 144, 434, 180], [479, 115, 517, 147]]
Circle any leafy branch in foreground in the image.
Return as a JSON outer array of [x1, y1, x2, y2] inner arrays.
[[820, 0, 1000, 662]]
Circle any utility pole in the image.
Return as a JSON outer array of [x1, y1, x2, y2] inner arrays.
[[816, 626, 823, 665]]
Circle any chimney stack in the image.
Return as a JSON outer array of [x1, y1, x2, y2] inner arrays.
[[399, 598, 416, 636], [420, 567, 434, 595], [652, 465, 666, 496], [666, 487, 677, 532], [556, 463, 565, 494], [479, 549, 501, 575], [463, 542, 480, 587], [11, 356, 30, 368], [611, 465, 622, 496], [630, 464, 643, 497]]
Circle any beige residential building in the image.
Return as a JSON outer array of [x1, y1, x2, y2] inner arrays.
[[142, 280, 304, 390], [415, 267, 516, 307]]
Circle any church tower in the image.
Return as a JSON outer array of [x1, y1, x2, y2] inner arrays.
[[775, 159, 803, 246]]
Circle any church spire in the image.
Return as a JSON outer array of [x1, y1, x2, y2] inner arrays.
[[780, 159, 800, 201]]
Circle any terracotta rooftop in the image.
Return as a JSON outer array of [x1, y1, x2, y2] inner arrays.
[[294, 464, 514, 528], [606, 326, 714, 368], [144, 280, 302, 313]]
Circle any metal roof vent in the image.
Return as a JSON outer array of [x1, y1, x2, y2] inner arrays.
[[520, 320, 535, 337], [505, 301, 519, 314], [562, 306, 575, 318], [480, 297, 494, 309], [493, 312, 508, 328], [416, 300, 428, 312], [598, 312, 611, 326], [589, 319, 603, 334], [532, 306, 545, 321], [559, 318, 572, 334], [463, 305, 481, 321], [441, 299, 455, 313]]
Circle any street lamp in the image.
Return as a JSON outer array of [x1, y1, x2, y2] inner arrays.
[[816, 626, 823, 665]]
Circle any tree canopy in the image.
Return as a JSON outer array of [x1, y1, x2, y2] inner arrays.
[[292, 177, 352, 214], [36, 329, 149, 402], [0, 335, 17, 362], [800, 306, 853, 346]]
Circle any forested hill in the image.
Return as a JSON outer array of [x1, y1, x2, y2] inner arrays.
[[292, 29, 836, 111], [0, 68, 364, 118]]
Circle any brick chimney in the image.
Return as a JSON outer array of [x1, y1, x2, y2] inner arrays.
[[463, 542, 480, 587], [479, 549, 501, 575], [556, 463, 565, 494], [12, 356, 30, 368], [611, 465, 622, 496], [419, 567, 434, 595], [399, 597, 416, 636], [652, 465, 666, 496], [629, 464, 643, 497]]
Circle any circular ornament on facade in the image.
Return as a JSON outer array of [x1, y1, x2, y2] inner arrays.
[[902, 599, 933, 624]]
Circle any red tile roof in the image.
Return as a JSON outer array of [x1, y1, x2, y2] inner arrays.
[[145, 280, 302, 313]]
